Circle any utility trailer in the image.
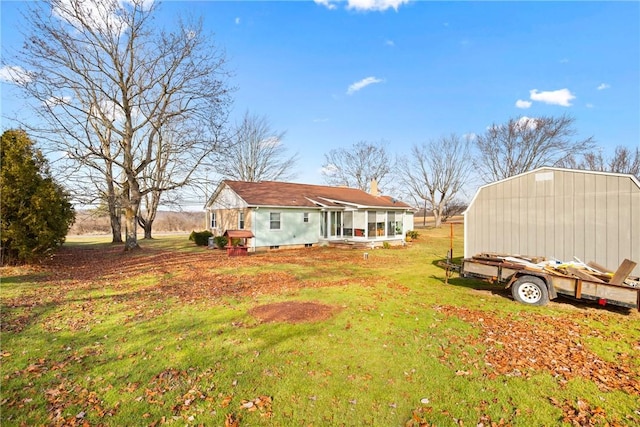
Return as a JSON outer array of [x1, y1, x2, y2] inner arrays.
[[455, 254, 640, 311]]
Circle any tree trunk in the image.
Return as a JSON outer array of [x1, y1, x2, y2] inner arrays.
[[138, 216, 153, 239], [110, 212, 123, 243], [123, 179, 141, 251], [124, 207, 140, 250], [433, 209, 442, 228], [143, 223, 153, 239]]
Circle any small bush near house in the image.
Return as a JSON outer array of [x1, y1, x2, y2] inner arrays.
[[406, 230, 420, 240], [189, 230, 213, 246], [214, 236, 228, 249], [382, 241, 391, 249]]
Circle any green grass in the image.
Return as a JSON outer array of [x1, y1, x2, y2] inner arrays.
[[2, 226, 639, 426]]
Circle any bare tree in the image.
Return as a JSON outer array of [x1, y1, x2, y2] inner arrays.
[[473, 114, 595, 183], [9, 0, 232, 250], [401, 135, 471, 228], [441, 199, 468, 223], [214, 111, 298, 182], [322, 140, 394, 192], [558, 145, 639, 179]]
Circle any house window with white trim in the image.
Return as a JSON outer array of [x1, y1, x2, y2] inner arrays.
[[303, 212, 309, 223], [238, 211, 245, 229], [270, 212, 281, 230], [211, 212, 216, 228]]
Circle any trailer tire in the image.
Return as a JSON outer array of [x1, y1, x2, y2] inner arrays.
[[511, 276, 549, 306]]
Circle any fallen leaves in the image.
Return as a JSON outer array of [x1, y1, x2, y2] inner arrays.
[[44, 380, 119, 426], [2, 245, 366, 334], [239, 395, 272, 418], [548, 397, 616, 426], [436, 305, 640, 394]]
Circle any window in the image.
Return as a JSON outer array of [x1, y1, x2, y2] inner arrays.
[[343, 211, 353, 236], [368, 210, 385, 237], [388, 211, 400, 235], [270, 212, 281, 230], [238, 211, 245, 229], [303, 212, 309, 223], [211, 212, 216, 228]]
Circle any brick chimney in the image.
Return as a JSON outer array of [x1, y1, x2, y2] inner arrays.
[[370, 179, 378, 197]]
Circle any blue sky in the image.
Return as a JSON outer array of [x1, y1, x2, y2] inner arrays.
[[1, 0, 639, 195]]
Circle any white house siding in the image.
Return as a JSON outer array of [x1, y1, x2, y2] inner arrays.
[[404, 212, 414, 233], [210, 187, 248, 210], [252, 208, 321, 248], [464, 168, 640, 276]]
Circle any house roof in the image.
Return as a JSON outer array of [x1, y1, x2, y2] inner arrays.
[[221, 180, 411, 209]]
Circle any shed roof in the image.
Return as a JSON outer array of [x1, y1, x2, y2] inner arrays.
[[465, 166, 640, 213], [218, 180, 411, 209]]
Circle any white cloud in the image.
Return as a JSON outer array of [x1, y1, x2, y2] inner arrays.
[[52, 0, 154, 33], [347, 76, 384, 95], [559, 58, 569, 64], [235, 17, 241, 25], [0, 65, 33, 85], [320, 164, 338, 175], [347, 0, 411, 11], [515, 99, 532, 109], [313, 118, 329, 123], [597, 83, 610, 90], [314, 0, 337, 10], [384, 39, 395, 47], [516, 116, 539, 131], [586, 103, 594, 109], [315, 0, 410, 11], [529, 88, 575, 107]]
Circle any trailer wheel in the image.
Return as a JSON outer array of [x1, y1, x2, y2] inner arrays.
[[511, 276, 549, 306]]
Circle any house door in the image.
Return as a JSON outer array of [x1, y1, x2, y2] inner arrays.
[[330, 211, 342, 238]]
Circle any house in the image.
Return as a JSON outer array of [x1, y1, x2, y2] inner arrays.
[[205, 180, 414, 251], [464, 167, 640, 275]]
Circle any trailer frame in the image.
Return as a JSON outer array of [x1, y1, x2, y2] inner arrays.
[[458, 255, 640, 311]]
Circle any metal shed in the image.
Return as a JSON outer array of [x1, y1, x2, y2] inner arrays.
[[464, 167, 640, 276]]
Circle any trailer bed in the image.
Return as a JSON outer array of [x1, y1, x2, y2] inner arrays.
[[461, 254, 640, 310]]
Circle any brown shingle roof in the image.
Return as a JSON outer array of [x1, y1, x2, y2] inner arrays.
[[223, 180, 411, 209]]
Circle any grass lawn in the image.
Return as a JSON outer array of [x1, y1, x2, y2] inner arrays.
[[1, 225, 639, 426]]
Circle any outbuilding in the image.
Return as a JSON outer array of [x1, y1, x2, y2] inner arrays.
[[464, 167, 640, 275]]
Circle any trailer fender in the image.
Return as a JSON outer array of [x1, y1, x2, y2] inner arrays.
[[507, 273, 557, 300]]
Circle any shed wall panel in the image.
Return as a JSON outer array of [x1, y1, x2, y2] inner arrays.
[[464, 168, 640, 275], [573, 173, 585, 261], [632, 188, 640, 267]]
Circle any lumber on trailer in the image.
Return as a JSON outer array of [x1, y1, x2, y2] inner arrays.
[[587, 261, 614, 275], [610, 259, 638, 286], [566, 267, 605, 283]]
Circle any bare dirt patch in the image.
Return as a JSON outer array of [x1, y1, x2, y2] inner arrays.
[[249, 301, 338, 324]]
